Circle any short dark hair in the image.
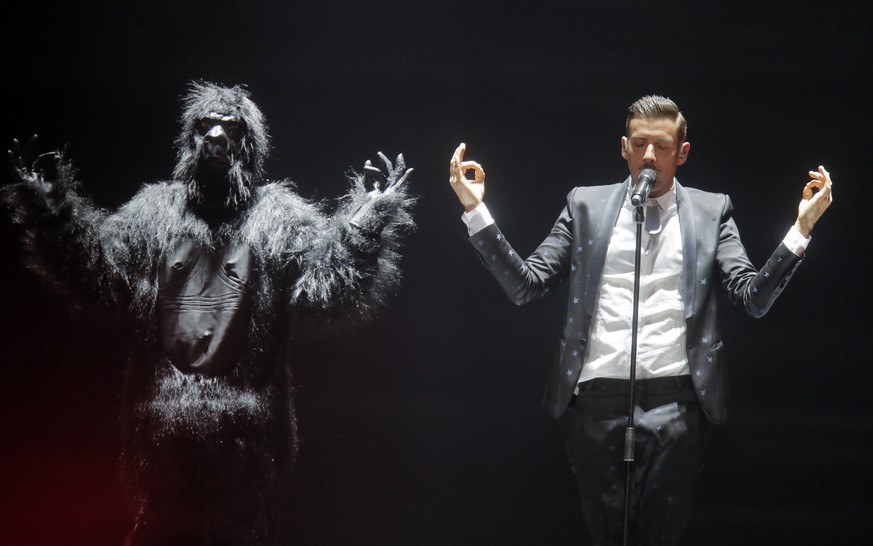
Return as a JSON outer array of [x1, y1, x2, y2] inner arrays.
[[626, 95, 687, 143]]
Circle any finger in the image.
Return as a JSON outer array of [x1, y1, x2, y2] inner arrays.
[[391, 167, 414, 190], [8, 146, 19, 167], [820, 166, 833, 193], [364, 168, 385, 182], [808, 166, 832, 184], [808, 170, 822, 180], [377, 151, 393, 175], [452, 142, 466, 164], [460, 161, 485, 179], [808, 185, 833, 206], [449, 150, 465, 179], [7, 149, 28, 180], [821, 168, 834, 201], [364, 158, 385, 178], [22, 134, 38, 161], [802, 180, 823, 200], [7, 150, 19, 174], [9, 145, 25, 171], [450, 161, 476, 183]]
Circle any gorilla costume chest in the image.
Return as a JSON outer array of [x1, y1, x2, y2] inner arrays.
[[157, 240, 254, 376]]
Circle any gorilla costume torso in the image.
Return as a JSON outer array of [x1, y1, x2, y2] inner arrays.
[[3, 82, 415, 546]]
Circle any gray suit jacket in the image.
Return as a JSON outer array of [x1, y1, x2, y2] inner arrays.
[[469, 178, 803, 423]]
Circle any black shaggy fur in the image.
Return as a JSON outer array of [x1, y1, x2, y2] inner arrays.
[[3, 82, 415, 546]]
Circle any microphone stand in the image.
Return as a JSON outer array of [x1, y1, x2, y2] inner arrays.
[[622, 203, 645, 546]]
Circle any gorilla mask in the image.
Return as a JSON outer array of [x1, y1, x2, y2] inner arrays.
[[173, 82, 271, 213], [197, 112, 246, 170]]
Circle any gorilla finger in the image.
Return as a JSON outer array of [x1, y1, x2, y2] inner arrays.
[[364, 165, 386, 180], [377, 151, 393, 175], [22, 134, 39, 160], [383, 168, 414, 196], [394, 167, 413, 188]]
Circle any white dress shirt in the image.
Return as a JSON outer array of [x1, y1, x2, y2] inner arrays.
[[579, 183, 687, 382]]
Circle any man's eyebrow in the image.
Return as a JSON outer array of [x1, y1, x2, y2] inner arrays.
[[630, 136, 674, 142]]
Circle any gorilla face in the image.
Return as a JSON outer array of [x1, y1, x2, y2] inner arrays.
[[173, 82, 270, 214], [195, 112, 247, 178], [197, 113, 246, 165]]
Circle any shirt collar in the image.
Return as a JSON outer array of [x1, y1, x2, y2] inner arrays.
[[651, 181, 677, 210], [626, 178, 677, 209]]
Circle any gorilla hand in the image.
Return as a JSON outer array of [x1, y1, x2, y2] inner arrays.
[[349, 151, 413, 235], [362, 151, 413, 196], [8, 135, 63, 195]]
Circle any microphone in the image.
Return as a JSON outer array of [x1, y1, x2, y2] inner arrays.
[[630, 168, 657, 207]]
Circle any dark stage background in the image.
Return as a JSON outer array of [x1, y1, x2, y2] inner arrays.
[[2, 1, 870, 544]]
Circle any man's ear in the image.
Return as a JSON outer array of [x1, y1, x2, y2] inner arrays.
[[677, 142, 690, 165], [621, 136, 629, 160]]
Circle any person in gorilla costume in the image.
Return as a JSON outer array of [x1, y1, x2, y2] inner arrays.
[[3, 81, 415, 545]]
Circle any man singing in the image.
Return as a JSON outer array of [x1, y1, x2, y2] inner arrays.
[[447, 95, 833, 545]]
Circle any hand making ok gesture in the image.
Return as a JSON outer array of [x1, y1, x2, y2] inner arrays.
[[449, 142, 486, 212]]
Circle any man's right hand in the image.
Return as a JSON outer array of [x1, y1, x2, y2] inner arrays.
[[449, 142, 485, 212]]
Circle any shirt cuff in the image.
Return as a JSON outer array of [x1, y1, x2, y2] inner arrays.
[[783, 225, 811, 256], [461, 202, 494, 237]]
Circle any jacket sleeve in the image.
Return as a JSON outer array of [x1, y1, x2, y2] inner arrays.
[[468, 189, 576, 305], [714, 194, 803, 318]]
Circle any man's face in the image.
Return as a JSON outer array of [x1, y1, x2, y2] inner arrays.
[[621, 117, 690, 198]]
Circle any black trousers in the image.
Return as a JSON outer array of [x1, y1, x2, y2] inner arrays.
[[566, 376, 705, 546]]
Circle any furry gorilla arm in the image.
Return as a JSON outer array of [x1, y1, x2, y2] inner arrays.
[[293, 151, 415, 326], [2, 82, 415, 546]]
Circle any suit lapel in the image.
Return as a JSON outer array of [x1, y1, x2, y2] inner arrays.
[[584, 180, 627, 318], [676, 181, 698, 320]]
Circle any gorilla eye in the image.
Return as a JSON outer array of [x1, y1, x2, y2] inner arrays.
[[223, 122, 246, 141], [195, 119, 213, 136], [223, 123, 241, 139]]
